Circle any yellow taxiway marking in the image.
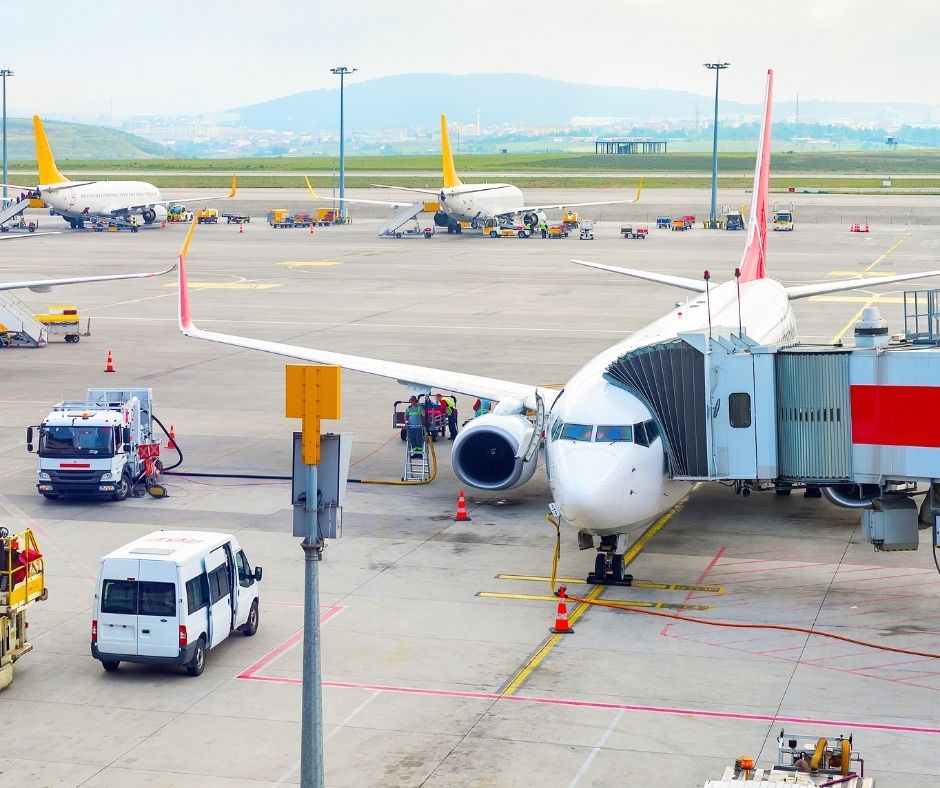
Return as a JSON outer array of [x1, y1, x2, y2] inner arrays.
[[162, 282, 281, 290], [826, 232, 914, 343], [278, 260, 342, 268], [810, 295, 905, 304], [827, 270, 895, 277], [479, 592, 713, 612], [499, 491, 696, 697], [494, 574, 723, 594]]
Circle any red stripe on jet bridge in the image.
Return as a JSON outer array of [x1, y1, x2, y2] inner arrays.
[[59, 462, 91, 468], [851, 385, 940, 447]]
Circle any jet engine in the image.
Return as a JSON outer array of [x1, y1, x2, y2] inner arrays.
[[451, 413, 539, 491], [522, 212, 539, 228], [141, 208, 157, 224], [434, 210, 450, 227]]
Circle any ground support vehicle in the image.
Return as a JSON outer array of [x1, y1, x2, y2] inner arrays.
[[620, 225, 648, 239], [167, 205, 193, 223], [223, 213, 250, 224], [34, 304, 82, 343], [725, 211, 745, 230], [196, 208, 219, 224], [315, 208, 337, 226], [546, 225, 568, 239], [0, 216, 38, 233], [656, 217, 671, 229], [28, 388, 166, 502], [561, 211, 580, 229], [488, 224, 531, 238], [773, 209, 794, 231], [92, 531, 262, 676], [0, 528, 47, 689], [93, 216, 139, 233], [579, 220, 595, 240]]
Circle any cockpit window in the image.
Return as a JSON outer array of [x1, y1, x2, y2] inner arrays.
[[594, 425, 633, 442], [634, 420, 660, 448], [550, 419, 563, 441], [560, 423, 593, 441]]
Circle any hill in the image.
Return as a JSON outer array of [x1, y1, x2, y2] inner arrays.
[[3, 118, 170, 160], [226, 73, 938, 131]]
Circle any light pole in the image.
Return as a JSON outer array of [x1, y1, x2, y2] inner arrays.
[[1, 68, 13, 202], [704, 62, 729, 229], [330, 66, 356, 223]]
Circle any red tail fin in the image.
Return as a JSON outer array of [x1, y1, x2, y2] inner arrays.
[[737, 69, 774, 282]]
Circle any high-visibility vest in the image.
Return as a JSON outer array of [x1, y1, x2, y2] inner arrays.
[[442, 396, 456, 415], [405, 405, 423, 425]]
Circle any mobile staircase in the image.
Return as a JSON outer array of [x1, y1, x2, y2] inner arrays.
[[0, 195, 32, 231], [0, 290, 47, 347], [378, 203, 426, 238]]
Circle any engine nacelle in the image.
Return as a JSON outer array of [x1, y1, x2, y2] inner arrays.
[[434, 210, 450, 227], [522, 212, 539, 228], [451, 413, 538, 491]]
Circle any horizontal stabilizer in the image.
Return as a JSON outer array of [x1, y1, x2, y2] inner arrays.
[[786, 270, 940, 300], [571, 259, 708, 293]]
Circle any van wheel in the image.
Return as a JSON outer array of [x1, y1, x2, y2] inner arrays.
[[102, 660, 120, 672], [186, 639, 206, 676], [42, 493, 59, 500], [112, 471, 131, 502], [241, 600, 259, 636]]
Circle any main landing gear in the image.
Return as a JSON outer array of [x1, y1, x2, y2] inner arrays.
[[579, 532, 633, 586]]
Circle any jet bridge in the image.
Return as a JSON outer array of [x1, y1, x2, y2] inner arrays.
[[604, 292, 940, 552]]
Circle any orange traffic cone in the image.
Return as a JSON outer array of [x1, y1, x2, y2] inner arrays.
[[309, 224, 315, 235], [550, 585, 574, 634], [239, 223, 244, 234], [161, 220, 166, 228], [104, 349, 116, 373], [454, 490, 471, 521], [166, 425, 177, 450]]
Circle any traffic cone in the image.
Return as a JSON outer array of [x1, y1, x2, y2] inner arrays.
[[239, 223, 244, 234], [550, 585, 574, 634], [453, 490, 471, 521], [161, 220, 166, 228], [309, 224, 315, 235], [166, 425, 177, 450], [104, 350, 116, 373], [864, 223, 870, 232]]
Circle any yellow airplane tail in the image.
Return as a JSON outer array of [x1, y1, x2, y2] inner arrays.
[[440, 114, 462, 188], [33, 116, 69, 185]]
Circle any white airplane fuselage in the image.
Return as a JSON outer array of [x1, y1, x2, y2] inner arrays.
[[40, 180, 165, 221], [545, 278, 797, 539], [439, 183, 525, 222]]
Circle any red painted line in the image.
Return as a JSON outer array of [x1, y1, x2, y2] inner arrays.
[[708, 561, 835, 578], [236, 605, 343, 680], [660, 546, 726, 637], [235, 673, 940, 735]]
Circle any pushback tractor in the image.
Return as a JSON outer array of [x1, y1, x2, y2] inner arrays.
[[0, 528, 46, 689]]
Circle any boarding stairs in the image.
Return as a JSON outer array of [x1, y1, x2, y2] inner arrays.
[[378, 203, 424, 237], [0, 196, 31, 230], [403, 433, 431, 482], [0, 290, 47, 347]]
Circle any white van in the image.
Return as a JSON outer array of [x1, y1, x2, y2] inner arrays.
[[92, 530, 262, 676]]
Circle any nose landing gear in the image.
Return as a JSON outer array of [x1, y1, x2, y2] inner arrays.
[[582, 533, 634, 586]]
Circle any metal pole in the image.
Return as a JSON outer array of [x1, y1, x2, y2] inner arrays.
[[1, 69, 12, 202], [330, 66, 356, 224], [704, 62, 729, 228], [300, 462, 324, 788]]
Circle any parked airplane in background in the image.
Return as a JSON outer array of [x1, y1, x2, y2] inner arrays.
[[16, 117, 235, 229], [310, 114, 642, 234], [177, 70, 940, 582]]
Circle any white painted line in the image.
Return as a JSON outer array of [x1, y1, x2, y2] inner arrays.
[[567, 708, 625, 788], [0, 231, 63, 240]]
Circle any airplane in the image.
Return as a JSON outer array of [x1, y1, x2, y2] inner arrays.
[[307, 114, 642, 234], [1, 263, 176, 294], [9, 117, 236, 230], [175, 69, 940, 583]]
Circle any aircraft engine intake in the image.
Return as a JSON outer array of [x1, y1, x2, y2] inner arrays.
[[141, 208, 157, 224], [451, 413, 538, 491], [522, 212, 539, 228], [433, 210, 450, 227]]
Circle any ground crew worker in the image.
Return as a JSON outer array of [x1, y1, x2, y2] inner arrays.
[[540, 220, 548, 239], [405, 396, 424, 456], [472, 398, 493, 418], [436, 393, 458, 439]]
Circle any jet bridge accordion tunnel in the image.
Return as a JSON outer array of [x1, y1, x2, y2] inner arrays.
[[604, 307, 940, 552]]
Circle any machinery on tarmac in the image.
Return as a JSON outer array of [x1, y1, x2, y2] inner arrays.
[[167, 205, 194, 223], [0, 194, 33, 231], [0, 527, 47, 689], [27, 388, 169, 502], [656, 217, 671, 229], [93, 216, 141, 232], [774, 205, 794, 230], [725, 211, 745, 230], [196, 208, 219, 224], [704, 728, 872, 786], [488, 222, 532, 238], [579, 220, 595, 240], [267, 209, 313, 229], [620, 224, 648, 239], [561, 211, 580, 229], [222, 213, 251, 224]]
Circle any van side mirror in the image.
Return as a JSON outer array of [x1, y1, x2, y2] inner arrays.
[[254, 566, 263, 582], [26, 426, 34, 453]]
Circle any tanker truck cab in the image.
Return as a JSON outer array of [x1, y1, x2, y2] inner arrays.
[[92, 531, 262, 676]]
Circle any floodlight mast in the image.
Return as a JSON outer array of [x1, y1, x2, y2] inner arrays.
[[1, 68, 13, 202], [330, 66, 357, 223], [704, 62, 730, 229]]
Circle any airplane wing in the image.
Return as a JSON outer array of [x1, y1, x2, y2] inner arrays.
[[1, 262, 177, 293], [369, 184, 442, 196], [786, 270, 940, 300], [304, 176, 418, 208], [176, 220, 551, 408], [146, 175, 238, 209], [521, 180, 643, 213], [570, 259, 708, 293]]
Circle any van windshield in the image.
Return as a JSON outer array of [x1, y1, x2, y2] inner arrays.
[[101, 579, 176, 617], [40, 425, 115, 457]]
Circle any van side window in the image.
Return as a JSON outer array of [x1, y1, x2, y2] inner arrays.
[[208, 565, 231, 602], [102, 579, 137, 614], [235, 550, 252, 587], [186, 573, 209, 615], [139, 582, 176, 617]]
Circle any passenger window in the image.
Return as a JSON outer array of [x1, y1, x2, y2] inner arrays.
[[139, 582, 176, 617], [729, 393, 752, 428], [560, 423, 593, 441], [102, 579, 137, 615], [186, 573, 209, 615], [235, 550, 252, 587], [595, 425, 633, 442], [209, 565, 231, 603]]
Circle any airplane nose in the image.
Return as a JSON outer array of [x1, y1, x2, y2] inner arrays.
[[551, 445, 634, 533]]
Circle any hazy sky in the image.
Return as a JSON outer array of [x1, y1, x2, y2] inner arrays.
[[4, 1, 937, 120]]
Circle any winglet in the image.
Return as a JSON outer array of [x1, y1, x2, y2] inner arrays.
[[304, 175, 319, 200], [440, 114, 462, 189], [33, 116, 69, 185], [737, 70, 774, 283], [228, 174, 238, 198], [178, 218, 198, 332]]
